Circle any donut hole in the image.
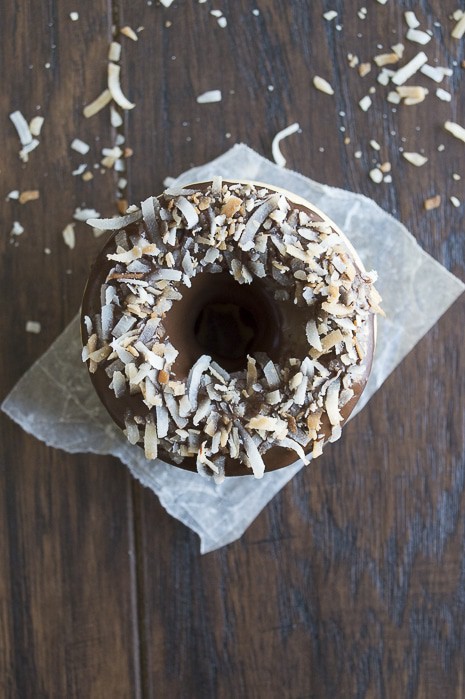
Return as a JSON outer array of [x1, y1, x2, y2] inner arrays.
[[194, 302, 257, 366], [164, 272, 282, 374]]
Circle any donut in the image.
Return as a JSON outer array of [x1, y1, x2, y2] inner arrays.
[[81, 178, 382, 480]]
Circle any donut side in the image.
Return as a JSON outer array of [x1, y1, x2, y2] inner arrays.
[[81, 179, 382, 480]]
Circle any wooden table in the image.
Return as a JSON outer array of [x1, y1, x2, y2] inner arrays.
[[2, 1, 465, 697]]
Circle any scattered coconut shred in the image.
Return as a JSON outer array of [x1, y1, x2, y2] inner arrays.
[[272, 123, 300, 167], [82, 180, 381, 480]]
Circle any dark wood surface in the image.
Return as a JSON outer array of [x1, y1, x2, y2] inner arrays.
[[1, 1, 465, 697]]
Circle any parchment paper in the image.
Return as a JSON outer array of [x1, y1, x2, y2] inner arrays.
[[3, 144, 464, 553]]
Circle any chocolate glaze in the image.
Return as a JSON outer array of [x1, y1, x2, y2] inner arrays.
[[81, 181, 376, 477]]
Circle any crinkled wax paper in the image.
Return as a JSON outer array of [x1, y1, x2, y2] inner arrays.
[[3, 145, 464, 553]]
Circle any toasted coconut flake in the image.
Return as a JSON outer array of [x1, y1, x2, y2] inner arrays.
[[73, 208, 100, 221], [134, 342, 164, 370], [87, 210, 141, 230], [83, 89, 112, 118], [452, 14, 465, 39], [263, 360, 281, 389], [424, 195, 441, 210], [247, 415, 287, 433], [19, 139, 39, 162], [359, 95, 372, 111], [70, 138, 90, 154], [108, 62, 135, 110], [176, 196, 199, 228], [323, 10, 337, 21], [293, 374, 308, 406], [436, 88, 451, 102], [402, 152, 428, 167], [19, 190, 39, 204], [404, 10, 420, 28], [289, 372, 303, 392], [369, 168, 383, 183], [312, 440, 324, 458], [396, 85, 428, 105], [420, 64, 452, 83], [238, 426, 265, 478], [144, 416, 158, 459], [306, 320, 322, 351], [374, 52, 399, 66], [10, 110, 32, 146], [196, 90, 222, 104], [89, 345, 112, 364], [72, 164, 87, 176], [358, 62, 371, 77], [26, 321, 41, 334], [266, 389, 281, 405], [271, 122, 300, 167], [444, 121, 465, 143], [108, 41, 122, 62], [321, 301, 353, 316], [307, 410, 322, 431], [377, 68, 394, 86], [164, 394, 188, 429], [387, 91, 401, 104], [187, 355, 211, 410], [391, 51, 427, 85], [155, 405, 169, 438], [192, 397, 211, 426], [279, 437, 310, 465], [11, 221, 24, 236], [313, 76, 334, 95], [29, 116, 44, 136], [110, 371, 126, 398], [321, 329, 344, 351], [111, 315, 137, 339], [120, 25, 138, 41], [221, 195, 242, 218], [124, 417, 140, 445], [406, 28, 431, 45], [325, 379, 341, 426], [239, 194, 280, 250], [62, 223, 76, 249], [110, 106, 124, 128]]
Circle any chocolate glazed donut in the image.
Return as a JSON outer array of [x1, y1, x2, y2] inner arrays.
[[81, 180, 381, 478]]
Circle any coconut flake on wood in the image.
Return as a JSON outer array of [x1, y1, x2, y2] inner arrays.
[[196, 90, 222, 104], [313, 76, 334, 95], [26, 321, 41, 334], [444, 121, 465, 143], [406, 28, 432, 45], [271, 122, 300, 167], [71, 138, 90, 154], [83, 89, 112, 118], [10, 110, 33, 146], [62, 223, 76, 249], [87, 210, 141, 229], [402, 152, 428, 166], [451, 14, 465, 39], [391, 51, 427, 85], [108, 63, 135, 110], [29, 116, 44, 136]]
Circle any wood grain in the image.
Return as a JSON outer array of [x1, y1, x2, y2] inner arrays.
[[1, 0, 465, 697], [1, 2, 140, 697]]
